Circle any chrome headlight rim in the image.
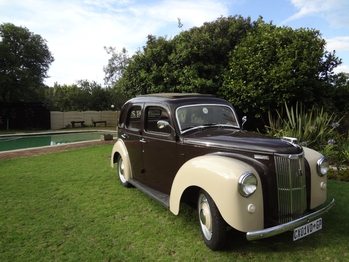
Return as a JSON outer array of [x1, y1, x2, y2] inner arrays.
[[238, 172, 258, 197], [317, 156, 329, 177]]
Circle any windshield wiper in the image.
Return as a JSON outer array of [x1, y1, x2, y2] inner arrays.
[[202, 123, 237, 129], [181, 126, 199, 132], [181, 123, 238, 133], [181, 124, 218, 133]]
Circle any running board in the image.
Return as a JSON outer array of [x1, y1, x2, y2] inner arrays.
[[128, 179, 170, 209]]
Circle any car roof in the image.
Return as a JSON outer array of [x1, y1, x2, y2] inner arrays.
[[136, 93, 215, 99], [127, 93, 229, 105], [122, 93, 234, 114]]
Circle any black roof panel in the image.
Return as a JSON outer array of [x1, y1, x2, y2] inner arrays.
[[137, 93, 215, 99]]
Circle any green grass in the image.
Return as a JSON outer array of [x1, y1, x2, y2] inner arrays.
[[0, 145, 348, 261]]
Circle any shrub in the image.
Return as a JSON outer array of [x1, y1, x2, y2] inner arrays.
[[266, 103, 349, 181], [265, 103, 339, 150], [327, 166, 349, 182], [322, 137, 349, 164]]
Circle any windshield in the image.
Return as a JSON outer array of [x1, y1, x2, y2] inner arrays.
[[176, 104, 240, 134]]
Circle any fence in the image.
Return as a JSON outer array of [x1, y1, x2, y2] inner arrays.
[[50, 111, 120, 130]]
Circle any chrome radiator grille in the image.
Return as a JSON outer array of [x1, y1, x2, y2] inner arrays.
[[274, 153, 307, 223]]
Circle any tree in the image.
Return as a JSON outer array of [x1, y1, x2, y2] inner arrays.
[[105, 16, 343, 123], [165, 15, 252, 94], [220, 18, 342, 117], [119, 35, 175, 96], [45, 80, 121, 111], [77, 80, 114, 111], [116, 15, 253, 98], [0, 23, 54, 103], [103, 47, 131, 87], [49, 83, 85, 111], [329, 72, 349, 113]]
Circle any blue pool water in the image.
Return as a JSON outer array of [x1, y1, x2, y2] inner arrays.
[[0, 131, 117, 152]]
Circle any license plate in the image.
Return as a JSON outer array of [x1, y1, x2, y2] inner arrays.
[[293, 218, 322, 241]]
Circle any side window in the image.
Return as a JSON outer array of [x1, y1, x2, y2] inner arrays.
[[145, 106, 171, 134], [118, 108, 125, 128], [126, 106, 142, 130]]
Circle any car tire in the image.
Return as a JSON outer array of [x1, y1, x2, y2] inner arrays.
[[198, 189, 226, 250], [117, 156, 131, 188]]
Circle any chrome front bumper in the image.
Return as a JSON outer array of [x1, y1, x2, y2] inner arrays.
[[246, 199, 335, 241]]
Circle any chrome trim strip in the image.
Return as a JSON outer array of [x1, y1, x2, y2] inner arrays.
[[246, 199, 335, 241]]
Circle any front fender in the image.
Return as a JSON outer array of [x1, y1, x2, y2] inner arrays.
[[110, 139, 132, 181], [169, 155, 264, 232], [303, 147, 327, 209]]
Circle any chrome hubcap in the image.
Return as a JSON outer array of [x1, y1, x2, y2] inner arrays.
[[118, 158, 126, 183], [199, 194, 212, 240]]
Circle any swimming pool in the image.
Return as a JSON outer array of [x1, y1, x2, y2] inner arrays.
[[0, 131, 117, 152]]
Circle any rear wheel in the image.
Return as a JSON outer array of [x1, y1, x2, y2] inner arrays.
[[198, 189, 226, 250], [117, 156, 131, 187]]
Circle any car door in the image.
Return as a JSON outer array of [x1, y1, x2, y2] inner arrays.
[[141, 105, 178, 194], [121, 104, 145, 182]]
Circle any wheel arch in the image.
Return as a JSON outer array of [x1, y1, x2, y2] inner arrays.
[[110, 139, 133, 181], [169, 155, 264, 232]]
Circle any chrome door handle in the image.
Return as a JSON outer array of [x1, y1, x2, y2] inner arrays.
[[140, 138, 147, 143], [121, 134, 129, 139]]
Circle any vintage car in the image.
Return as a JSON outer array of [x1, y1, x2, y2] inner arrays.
[[110, 93, 334, 250]]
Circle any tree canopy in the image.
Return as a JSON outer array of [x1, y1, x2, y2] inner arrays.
[[220, 18, 342, 115], [112, 16, 253, 97], [0, 23, 54, 103], [104, 15, 345, 119], [103, 47, 131, 86], [45, 81, 126, 111]]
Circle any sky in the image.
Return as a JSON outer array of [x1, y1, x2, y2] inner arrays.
[[1, 0, 349, 87]]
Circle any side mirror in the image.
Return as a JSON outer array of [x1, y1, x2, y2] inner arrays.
[[157, 120, 175, 131], [242, 116, 247, 129]]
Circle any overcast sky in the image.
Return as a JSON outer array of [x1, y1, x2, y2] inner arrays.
[[1, 0, 349, 87]]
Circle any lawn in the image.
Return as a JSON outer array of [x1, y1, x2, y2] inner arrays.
[[0, 145, 348, 261]]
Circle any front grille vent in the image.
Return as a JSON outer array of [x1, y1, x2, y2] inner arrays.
[[274, 153, 307, 223]]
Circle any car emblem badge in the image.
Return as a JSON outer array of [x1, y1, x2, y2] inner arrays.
[[254, 154, 269, 160]]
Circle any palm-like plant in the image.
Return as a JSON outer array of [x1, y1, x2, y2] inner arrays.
[[266, 103, 339, 150]]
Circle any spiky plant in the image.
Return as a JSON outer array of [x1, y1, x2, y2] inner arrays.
[[266, 103, 339, 150]]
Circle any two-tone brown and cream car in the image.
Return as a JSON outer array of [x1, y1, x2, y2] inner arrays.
[[111, 93, 334, 250]]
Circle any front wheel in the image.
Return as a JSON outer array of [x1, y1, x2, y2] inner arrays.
[[198, 189, 226, 250], [117, 156, 131, 188]]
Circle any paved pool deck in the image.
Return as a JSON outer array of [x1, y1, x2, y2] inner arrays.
[[0, 139, 115, 161]]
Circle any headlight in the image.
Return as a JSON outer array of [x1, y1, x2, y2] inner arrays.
[[317, 156, 329, 176], [238, 172, 258, 197]]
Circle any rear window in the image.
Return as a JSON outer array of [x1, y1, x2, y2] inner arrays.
[[126, 106, 142, 130]]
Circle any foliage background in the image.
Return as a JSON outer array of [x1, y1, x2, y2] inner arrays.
[[109, 16, 346, 119], [0, 23, 54, 103], [1, 17, 349, 134]]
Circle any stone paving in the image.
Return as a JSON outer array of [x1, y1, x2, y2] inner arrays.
[[0, 139, 115, 161]]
